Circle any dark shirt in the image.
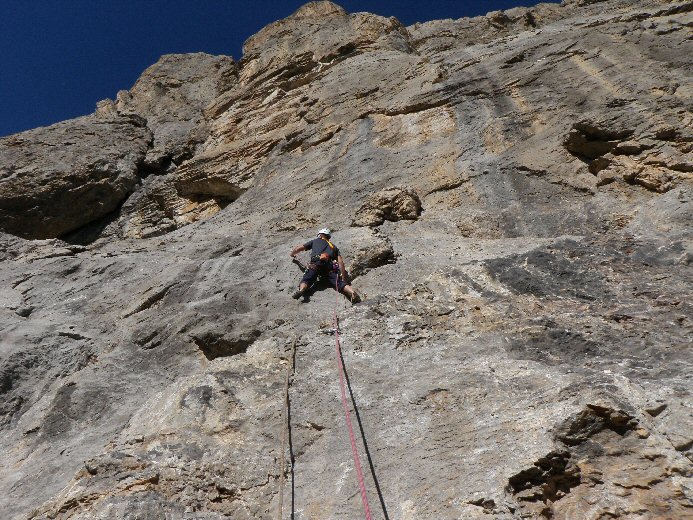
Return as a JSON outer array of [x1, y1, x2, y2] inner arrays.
[[303, 238, 340, 262]]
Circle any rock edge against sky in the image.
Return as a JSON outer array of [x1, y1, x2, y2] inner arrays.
[[0, 1, 691, 519]]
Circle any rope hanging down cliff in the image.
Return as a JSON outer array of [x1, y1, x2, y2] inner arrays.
[[277, 338, 296, 520], [332, 276, 373, 520], [278, 243, 375, 519], [276, 281, 374, 519]]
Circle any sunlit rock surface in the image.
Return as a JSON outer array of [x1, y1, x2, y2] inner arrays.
[[0, 1, 691, 519]]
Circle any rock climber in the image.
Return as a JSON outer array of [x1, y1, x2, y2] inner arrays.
[[289, 228, 361, 303]]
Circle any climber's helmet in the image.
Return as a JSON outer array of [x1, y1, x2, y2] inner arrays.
[[317, 228, 332, 238]]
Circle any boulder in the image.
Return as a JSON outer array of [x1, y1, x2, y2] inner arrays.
[[0, 114, 151, 239], [352, 186, 422, 227]]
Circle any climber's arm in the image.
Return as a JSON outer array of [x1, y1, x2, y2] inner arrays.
[[289, 244, 306, 257]]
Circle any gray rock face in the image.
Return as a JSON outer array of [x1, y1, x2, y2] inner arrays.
[[103, 53, 239, 241], [0, 52, 237, 242], [0, 114, 151, 239], [0, 1, 692, 519], [113, 53, 238, 172]]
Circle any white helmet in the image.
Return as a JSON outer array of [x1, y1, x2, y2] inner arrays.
[[317, 228, 332, 237]]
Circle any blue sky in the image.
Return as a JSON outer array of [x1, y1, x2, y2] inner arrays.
[[0, 1, 556, 137]]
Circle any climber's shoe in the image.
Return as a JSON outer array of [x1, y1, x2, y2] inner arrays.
[[350, 291, 362, 305], [292, 289, 304, 300]]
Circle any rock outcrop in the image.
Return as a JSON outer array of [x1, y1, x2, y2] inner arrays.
[[352, 186, 422, 227], [113, 53, 237, 172], [0, 114, 151, 239], [0, 1, 692, 519]]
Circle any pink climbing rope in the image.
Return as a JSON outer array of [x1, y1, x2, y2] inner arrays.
[[333, 278, 373, 520]]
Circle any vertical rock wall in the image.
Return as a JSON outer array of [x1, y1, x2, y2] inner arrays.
[[0, 1, 691, 519]]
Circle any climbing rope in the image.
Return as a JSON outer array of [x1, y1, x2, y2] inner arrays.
[[333, 278, 373, 520], [277, 338, 296, 520], [280, 257, 373, 519]]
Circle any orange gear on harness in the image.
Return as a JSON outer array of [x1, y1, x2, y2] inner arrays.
[[319, 238, 336, 262]]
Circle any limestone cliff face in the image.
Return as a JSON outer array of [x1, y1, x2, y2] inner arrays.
[[0, 1, 692, 519]]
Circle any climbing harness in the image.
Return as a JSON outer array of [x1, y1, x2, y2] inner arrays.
[[333, 277, 373, 520]]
